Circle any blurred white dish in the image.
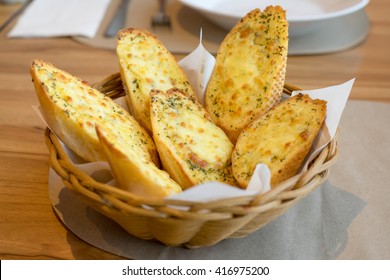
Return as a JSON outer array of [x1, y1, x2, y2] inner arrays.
[[179, 0, 370, 37]]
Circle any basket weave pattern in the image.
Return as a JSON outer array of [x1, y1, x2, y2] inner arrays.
[[45, 76, 338, 248]]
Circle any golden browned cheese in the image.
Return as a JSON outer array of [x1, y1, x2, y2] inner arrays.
[[30, 59, 159, 165], [116, 28, 196, 135], [232, 94, 327, 188], [205, 6, 289, 143], [150, 88, 238, 189], [96, 125, 182, 198]]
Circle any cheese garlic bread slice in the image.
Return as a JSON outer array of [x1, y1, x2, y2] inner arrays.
[[205, 6, 289, 143], [96, 126, 182, 198], [117, 28, 196, 134], [30, 59, 159, 165], [150, 88, 238, 189], [232, 94, 327, 188]]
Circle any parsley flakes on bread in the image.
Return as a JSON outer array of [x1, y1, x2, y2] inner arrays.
[[30, 59, 158, 165], [232, 94, 327, 188], [96, 125, 182, 198], [150, 88, 237, 189], [117, 28, 197, 135], [205, 6, 289, 143], [31, 59, 181, 198]]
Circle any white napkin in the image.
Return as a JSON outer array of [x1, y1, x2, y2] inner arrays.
[[8, 0, 111, 38]]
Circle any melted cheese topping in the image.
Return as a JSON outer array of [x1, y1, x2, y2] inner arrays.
[[34, 62, 153, 161], [97, 125, 182, 197], [232, 94, 327, 187], [117, 30, 194, 133], [205, 6, 289, 142], [151, 89, 237, 186], [171, 109, 231, 165]]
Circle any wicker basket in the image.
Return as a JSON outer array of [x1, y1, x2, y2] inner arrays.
[[44, 73, 338, 248]]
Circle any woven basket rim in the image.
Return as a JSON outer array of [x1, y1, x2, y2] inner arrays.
[[44, 77, 340, 247]]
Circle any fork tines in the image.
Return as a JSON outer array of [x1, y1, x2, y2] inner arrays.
[[151, 0, 171, 28]]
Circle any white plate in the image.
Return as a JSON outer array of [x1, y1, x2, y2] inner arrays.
[[289, 9, 369, 55], [179, 0, 370, 37]]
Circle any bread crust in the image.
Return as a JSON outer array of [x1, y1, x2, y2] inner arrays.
[[232, 94, 327, 188], [117, 28, 196, 135], [205, 6, 289, 143]]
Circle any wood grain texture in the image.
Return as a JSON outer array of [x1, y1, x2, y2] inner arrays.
[[0, 0, 389, 259]]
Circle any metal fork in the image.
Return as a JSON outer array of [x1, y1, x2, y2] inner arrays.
[[151, 0, 171, 28], [0, 0, 33, 33], [104, 0, 131, 37]]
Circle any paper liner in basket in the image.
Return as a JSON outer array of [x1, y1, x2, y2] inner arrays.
[[40, 40, 354, 203]]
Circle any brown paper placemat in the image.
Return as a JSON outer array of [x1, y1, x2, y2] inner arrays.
[[49, 100, 390, 259], [50, 173, 366, 259], [73, 0, 370, 55]]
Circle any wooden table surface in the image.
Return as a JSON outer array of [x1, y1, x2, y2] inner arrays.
[[0, 1, 389, 260]]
